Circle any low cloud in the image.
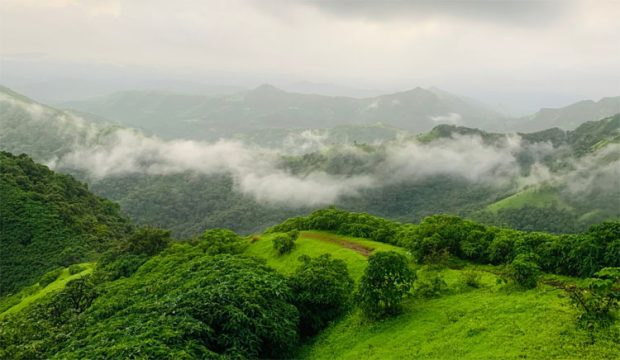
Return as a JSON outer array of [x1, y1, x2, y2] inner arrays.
[[51, 126, 570, 206]]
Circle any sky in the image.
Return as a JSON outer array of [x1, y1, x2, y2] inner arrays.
[[1, 0, 619, 113]]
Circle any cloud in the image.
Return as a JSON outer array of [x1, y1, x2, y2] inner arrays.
[[429, 112, 462, 125], [52, 125, 568, 206], [288, 0, 571, 26]]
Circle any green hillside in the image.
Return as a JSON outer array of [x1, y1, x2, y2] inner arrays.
[[246, 231, 406, 281], [299, 266, 620, 359], [0, 152, 130, 296]]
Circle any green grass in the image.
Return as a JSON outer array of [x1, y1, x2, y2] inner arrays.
[[245, 231, 407, 281], [298, 265, 620, 359], [0, 263, 94, 316], [486, 186, 569, 213]]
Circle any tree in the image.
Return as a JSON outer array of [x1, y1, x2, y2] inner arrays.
[[507, 253, 540, 289], [357, 251, 415, 319], [273, 233, 296, 255], [289, 254, 354, 336], [196, 228, 247, 255], [123, 227, 171, 256]]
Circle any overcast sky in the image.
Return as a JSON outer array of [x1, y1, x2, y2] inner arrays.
[[1, 0, 619, 113]]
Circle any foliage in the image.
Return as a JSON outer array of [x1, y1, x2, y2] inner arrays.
[[357, 251, 415, 319], [123, 227, 172, 256], [565, 267, 620, 329], [0, 248, 301, 359], [38, 268, 63, 287], [68, 264, 85, 275], [195, 228, 248, 255], [289, 254, 355, 336], [273, 232, 297, 255], [414, 271, 447, 298], [461, 270, 482, 288], [0, 151, 130, 296], [506, 254, 540, 289]]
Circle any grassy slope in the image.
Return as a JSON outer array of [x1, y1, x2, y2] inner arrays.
[[247, 230, 620, 359], [245, 230, 406, 281], [299, 266, 620, 359], [485, 186, 568, 213], [0, 263, 94, 316]]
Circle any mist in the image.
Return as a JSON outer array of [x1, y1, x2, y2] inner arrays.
[[51, 127, 575, 206]]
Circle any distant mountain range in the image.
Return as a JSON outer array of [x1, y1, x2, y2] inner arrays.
[[57, 84, 619, 140]]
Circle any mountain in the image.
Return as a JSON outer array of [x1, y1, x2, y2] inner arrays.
[[0, 151, 131, 296], [2, 86, 618, 237], [59, 85, 507, 139], [1, 207, 619, 359], [514, 96, 620, 132]]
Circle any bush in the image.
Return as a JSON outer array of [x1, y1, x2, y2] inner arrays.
[[289, 254, 354, 336], [123, 227, 171, 256], [94, 253, 148, 281], [565, 267, 620, 329], [196, 228, 247, 255], [273, 233, 296, 255], [507, 254, 540, 289], [461, 270, 482, 288], [68, 264, 84, 275], [357, 251, 415, 319], [38, 268, 63, 287], [414, 272, 447, 298]]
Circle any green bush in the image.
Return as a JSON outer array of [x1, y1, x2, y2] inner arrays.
[[461, 270, 482, 288], [414, 272, 447, 298], [196, 228, 247, 255], [357, 251, 415, 319], [289, 254, 354, 336], [507, 254, 540, 289], [273, 233, 296, 255], [565, 267, 620, 329], [68, 264, 84, 275], [123, 227, 171, 256], [38, 268, 63, 287]]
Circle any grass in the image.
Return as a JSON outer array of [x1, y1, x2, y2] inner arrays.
[[0, 263, 94, 317], [486, 186, 569, 213], [245, 231, 407, 281], [298, 265, 620, 359]]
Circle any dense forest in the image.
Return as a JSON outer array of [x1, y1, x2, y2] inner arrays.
[[1, 154, 619, 359]]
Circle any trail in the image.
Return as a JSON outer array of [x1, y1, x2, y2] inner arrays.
[[302, 232, 373, 257]]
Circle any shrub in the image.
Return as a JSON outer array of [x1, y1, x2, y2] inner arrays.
[[123, 227, 171, 256], [507, 254, 540, 289], [273, 233, 296, 255], [565, 267, 620, 329], [289, 254, 354, 336], [357, 251, 415, 319], [197, 228, 247, 255], [461, 270, 482, 288], [68, 264, 84, 275], [94, 253, 148, 281], [38, 268, 63, 287], [414, 272, 447, 298]]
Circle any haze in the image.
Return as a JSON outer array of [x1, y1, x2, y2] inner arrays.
[[1, 0, 619, 114]]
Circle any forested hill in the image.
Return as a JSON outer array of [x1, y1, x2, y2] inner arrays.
[[0, 152, 131, 296]]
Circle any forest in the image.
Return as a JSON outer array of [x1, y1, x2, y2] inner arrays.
[[0, 152, 619, 359]]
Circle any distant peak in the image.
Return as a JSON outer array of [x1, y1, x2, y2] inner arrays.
[[253, 84, 284, 93]]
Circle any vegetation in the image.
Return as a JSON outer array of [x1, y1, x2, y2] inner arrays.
[[0, 148, 619, 359], [289, 254, 355, 336], [0, 152, 130, 296], [357, 251, 415, 319]]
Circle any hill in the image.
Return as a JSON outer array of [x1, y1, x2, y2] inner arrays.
[[59, 85, 506, 139], [1, 207, 619, 359], [514, 96, 620, 132], [0, 152, 130, 296]]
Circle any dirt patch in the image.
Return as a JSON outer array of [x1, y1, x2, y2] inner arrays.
[[302, 232, 374, 257]]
